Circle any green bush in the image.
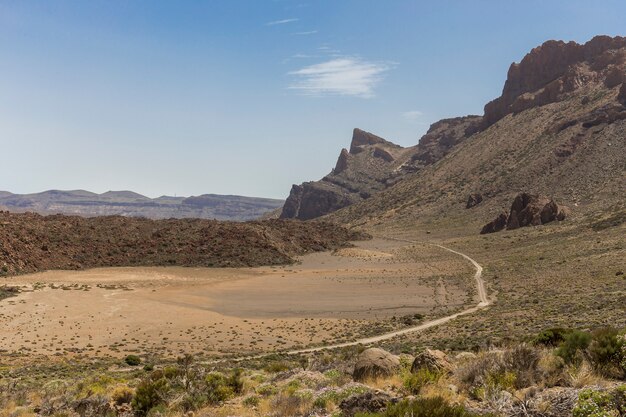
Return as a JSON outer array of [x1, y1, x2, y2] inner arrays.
[[131, 377, 167, 416], [587, 327, 625, 378], [125, 355, 141, 366], [403, 368, 441, 394], [573, 388, 626, 417], [556, 330, 591, 365], [355, 397, 489, 417], [533, 328, 571, 347]]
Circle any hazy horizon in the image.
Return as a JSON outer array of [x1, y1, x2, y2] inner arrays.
[[1, 0, 624, 199]]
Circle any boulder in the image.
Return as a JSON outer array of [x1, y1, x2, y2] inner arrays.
[[480, 212, 509, 234], [353, 348, 400, 381], [466, 193, 483, 209], [481, 193, 568, 234], [339, 391, 395, 417], [411, 349, 453, 375]]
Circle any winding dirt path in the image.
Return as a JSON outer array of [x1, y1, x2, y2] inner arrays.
[[222, 237, 490, 361]]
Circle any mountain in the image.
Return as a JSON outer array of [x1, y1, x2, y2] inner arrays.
[[282, 35, 626, 229], [280, 117, 481, 220], [0, 190, 284, 221]]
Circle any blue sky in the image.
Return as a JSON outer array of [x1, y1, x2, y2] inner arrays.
[[1, 1, 624, 199]]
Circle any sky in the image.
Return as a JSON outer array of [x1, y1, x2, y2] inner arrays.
[[1, 1, 625, 199]]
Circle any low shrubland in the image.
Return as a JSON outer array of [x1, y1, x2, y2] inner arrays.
[[0, 326, 624, 417]]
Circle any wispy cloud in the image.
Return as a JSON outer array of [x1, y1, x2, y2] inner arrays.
[[402, 110, 424, 121], [292, 30, 318, 36], [288, 57, 393, 98], [266, 18, 299, 26]]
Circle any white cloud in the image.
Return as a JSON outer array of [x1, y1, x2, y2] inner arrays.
[[266, 18, 299, 26], [402, 110, 424, 121], [292, 30, 318, 35], [288, 57, 393, 98]]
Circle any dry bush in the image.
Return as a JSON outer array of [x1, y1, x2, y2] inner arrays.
[[271, 394, 312, 417]]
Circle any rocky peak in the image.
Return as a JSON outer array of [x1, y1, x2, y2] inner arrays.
[[349, 128, 393, 154], [483, 35, 626, 127], [334, 148, 350, 174]]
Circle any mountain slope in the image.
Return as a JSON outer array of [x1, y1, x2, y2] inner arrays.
[[280, 117, 481, 220], [0, 190, 284, 221], [327, 35, 626, 231]]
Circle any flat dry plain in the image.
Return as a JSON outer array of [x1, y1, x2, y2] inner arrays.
[[0, 239, 475, 358]]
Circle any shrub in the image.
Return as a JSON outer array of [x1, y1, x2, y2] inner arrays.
[[502, 343, 541, 388], [205, 373, 234, 405], [111, 386, 134, 406], [573, 388, 626, 417], [271, 394, 311, 417], [533, 328, 570, 347], [125, 355, 141, 366], [586, 327, 625, 378], [403, 368, 441, 394], [131, 377, 168, 416], [556, 330, 591, 365], [355, 397, 489, 417], [243, 395, 260, 408]]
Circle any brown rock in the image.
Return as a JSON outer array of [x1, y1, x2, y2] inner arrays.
[[482, 36, 626, 128], [466, 193, 483, 209], [350, 128, 389, 153], [339, 391, 395, 417], [334, 148, 350, 174], [411, 349, 453, 375], [481, 193, 568, 234], [353, 348, 400, 381], [480, 212, 509, 234], [372, 147, 395, 162], [619, 83, 626, 105]]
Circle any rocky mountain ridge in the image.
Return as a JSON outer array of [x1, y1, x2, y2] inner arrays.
[[283, 36, 625, 232]]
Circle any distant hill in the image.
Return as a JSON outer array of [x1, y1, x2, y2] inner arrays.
[[0, 190, 284, 221]]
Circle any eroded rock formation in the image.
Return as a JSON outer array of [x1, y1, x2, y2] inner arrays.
[[481, 193, 568, 234]]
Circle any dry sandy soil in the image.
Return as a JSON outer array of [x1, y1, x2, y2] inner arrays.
[[0, 239, 475, 359]]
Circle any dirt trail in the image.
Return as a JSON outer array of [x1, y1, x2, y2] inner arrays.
[[223, 237, 490, 361]]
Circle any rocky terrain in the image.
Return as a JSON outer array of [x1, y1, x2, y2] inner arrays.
[[0, 190, 284, 221], [0, 211, 364, 275], [280, 117, 481, 220], [325, 35, 625, 230]]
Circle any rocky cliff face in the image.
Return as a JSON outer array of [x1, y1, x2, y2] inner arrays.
[[482, 35, 626, 128], [280, 118, 481, 220], [326, 36, 626, 230]]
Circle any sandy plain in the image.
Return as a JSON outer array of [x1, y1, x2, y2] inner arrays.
[[0, 239, 475, 358]]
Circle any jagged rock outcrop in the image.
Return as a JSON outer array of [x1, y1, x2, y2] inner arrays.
[[466, 193, 483, 209], [334, 148, 350, 174], [481, 193, 568, 234], [281, 118, 482, 220], [480, 212, 509, 234], [483, 35, 626, 128], [411, 116, 482, 165], [349, 128, 391, 153], [353, 348, 400, 381]]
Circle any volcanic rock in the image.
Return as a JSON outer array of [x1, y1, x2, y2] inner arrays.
[[480, 212, 509, 235], [411, 349, 453, 375], [339, 391, 395, 417], [481, 193, 568, 234], [466, 193, 483, 209], [619, 83, 626, 105], [335, 148, 350, 174], [482, 36, 626, 128], [353, 348, 400, 381]]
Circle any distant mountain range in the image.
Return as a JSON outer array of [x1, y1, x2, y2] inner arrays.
[[0, 190, 284, 221]]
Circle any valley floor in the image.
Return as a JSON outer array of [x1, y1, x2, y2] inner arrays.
[[0, 239, 475, 360]]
